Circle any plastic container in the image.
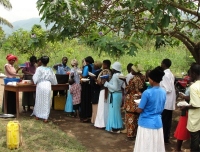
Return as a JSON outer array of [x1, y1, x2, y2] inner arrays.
[[7, 121, 21, 150], [18, 63, 26, 68], [54, 95, 66, 110], [100, 75, 109, 79], [3, 78, 20, 85]]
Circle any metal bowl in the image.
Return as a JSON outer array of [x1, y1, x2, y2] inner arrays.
[[0, 114, 15, 118]]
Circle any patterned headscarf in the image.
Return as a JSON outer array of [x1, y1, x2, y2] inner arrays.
[[131, 64, 144, 72], [71, 59, 78, 67], [6, 54, 18, 61], [131, 65, 139, 73]]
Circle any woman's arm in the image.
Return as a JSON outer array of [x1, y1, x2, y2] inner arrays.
[[32, 68, 40, 84], [135, 108, 143, 113], [104, 75, 120, 91], [82, 66, 89, 78], [179, 93, 190, 101], [5, 65, 20, 77], [53, 64, 61, 70], [22, 68, 34, 75]]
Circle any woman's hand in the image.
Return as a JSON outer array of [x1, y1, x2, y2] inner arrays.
[[179, 92, 186, 99], [179, 106, 188, 110], [18, 74, 23, 79], [90, 75, 96, 79], [16, 67, 23, 73]]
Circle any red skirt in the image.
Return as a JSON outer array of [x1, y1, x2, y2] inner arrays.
[[174, 114, 190, 140]]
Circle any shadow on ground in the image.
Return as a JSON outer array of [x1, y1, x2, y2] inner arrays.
[[47, 109, 190, 152]]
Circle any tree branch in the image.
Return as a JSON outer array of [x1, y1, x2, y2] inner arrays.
[[167, 1, 200, 17]]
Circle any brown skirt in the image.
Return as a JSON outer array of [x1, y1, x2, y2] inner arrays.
[[126, 112, 139, 137]]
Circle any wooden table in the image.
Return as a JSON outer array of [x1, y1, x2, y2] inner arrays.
[[3, 84, 69, 119]]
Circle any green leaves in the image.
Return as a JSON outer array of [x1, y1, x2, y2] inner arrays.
[[36, 0, 200, 62], [161, 15, 170, 27], [155, 36, 165, 49], [143, 0, 158, 10]]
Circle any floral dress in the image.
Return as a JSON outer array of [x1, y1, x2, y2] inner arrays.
[[124, 74, 145, 138]]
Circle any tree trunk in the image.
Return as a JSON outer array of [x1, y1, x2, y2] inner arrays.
[[193, 42, 200, 64]]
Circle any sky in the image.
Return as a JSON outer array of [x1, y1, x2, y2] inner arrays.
[[0, 0, 40, 23]]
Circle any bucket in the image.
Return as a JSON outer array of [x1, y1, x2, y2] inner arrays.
[[3, 78, 20, 85]]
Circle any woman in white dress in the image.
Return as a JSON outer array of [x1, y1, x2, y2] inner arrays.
[[94, 60, 112, 128], [31, 56, 57, 122]]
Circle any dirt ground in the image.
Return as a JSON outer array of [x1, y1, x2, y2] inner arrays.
[[0, 79, 190, 152]]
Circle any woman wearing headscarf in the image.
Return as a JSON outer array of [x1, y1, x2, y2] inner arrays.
[[31, 56, 57, 122], [104, 62, 124, 133], [2, 54, 21, 114], [80, 56, 94, 122], [133, 66, 166, 152], [64, 59, 80, 116], [124, 64, 145, 140]]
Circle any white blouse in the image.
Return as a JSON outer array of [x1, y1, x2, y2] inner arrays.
[[104, 73, 124, 92], [33, 66, 57, 85]]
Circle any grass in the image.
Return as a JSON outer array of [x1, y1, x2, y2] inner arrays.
[[0, 114, 86, 152]]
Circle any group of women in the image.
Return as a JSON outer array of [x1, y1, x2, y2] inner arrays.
[[76, 56, 169, 151], [77, 57, 124, 133], [4, 53, 199, 151], [2, 54, 56, 123]]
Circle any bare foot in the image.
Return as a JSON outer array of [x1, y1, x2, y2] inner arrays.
[[43, 120, 48, 123]]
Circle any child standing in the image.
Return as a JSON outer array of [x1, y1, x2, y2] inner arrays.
[[174, 83, 191, 151], [69, 79, 81, 118], [64, 59, 80, 115]]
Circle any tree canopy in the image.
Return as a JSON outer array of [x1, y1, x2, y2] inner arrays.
[[37, 0, 200, 63], [0, 0, 13, 28]]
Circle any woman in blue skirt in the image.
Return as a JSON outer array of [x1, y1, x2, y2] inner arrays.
[[104, 62, 124, 133]]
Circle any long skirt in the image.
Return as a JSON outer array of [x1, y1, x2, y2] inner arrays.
[[22, 75, 35, 107], [2, 91, 16, 114], [22, 92, 35, 107], [91, 104, 98, 123], [174, 113, 190, 140], [80, 82, 92, 119], [94, 89, 109, 128], [126, 112, 139, 137], [64, 90, 73, 113], [105, 92, 123, 131], [31, 81, 51, 120], [133, 126, 165, 152]]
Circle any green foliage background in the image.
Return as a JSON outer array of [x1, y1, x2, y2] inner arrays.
[[0, 38, 194, 77]]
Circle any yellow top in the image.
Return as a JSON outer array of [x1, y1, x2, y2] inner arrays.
[[187, 80, 200, 132]]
